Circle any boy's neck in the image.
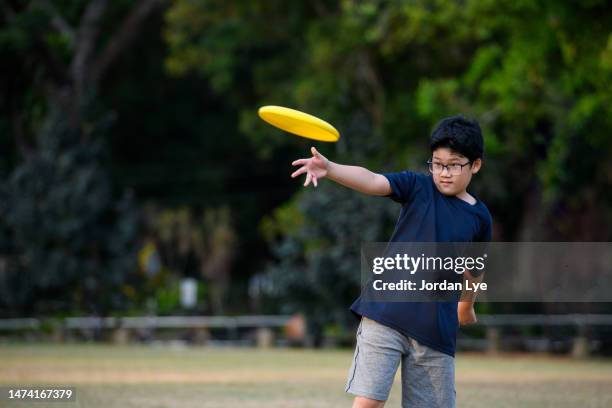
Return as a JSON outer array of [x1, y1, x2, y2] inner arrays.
[[455, 190, 476, 205]]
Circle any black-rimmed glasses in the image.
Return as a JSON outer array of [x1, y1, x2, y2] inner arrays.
[[427, 160, 471, 175]]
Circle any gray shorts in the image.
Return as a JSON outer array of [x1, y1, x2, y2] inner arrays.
[[345, 317, 456, 407]]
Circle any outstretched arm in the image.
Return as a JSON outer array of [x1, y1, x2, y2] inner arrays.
[[291, 147, 392, 196]]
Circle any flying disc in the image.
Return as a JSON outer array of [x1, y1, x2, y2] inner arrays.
[[258, 106, 340, 142]]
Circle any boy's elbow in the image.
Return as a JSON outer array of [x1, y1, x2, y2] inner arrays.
[[372, 174, 392, 196]]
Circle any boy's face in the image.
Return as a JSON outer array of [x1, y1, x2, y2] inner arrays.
[[430, 147, 481, 196]]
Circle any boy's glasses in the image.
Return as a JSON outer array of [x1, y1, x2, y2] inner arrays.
[[427, 160, 472, 175]]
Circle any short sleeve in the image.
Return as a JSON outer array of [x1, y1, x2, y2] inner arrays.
[[382, 171, 417, 204], [470, 212, 492, 278], [477, 212, 493, 242]]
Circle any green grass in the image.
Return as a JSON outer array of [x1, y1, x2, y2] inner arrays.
[[1, 343, 611, 407]]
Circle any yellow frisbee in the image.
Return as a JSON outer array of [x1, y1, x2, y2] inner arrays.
[[258, 105, 340, 142]]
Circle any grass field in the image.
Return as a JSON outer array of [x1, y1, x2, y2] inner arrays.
[[1, 343, 612, 407]]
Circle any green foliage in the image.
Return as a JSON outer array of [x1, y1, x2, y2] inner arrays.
[[261, 184, 397, 340], [155, 279, 181, 315], [164, 0, 612, 323], [0, 106, 140, 317], [166, 0, 612, 239], [2, 0, 611, 320]]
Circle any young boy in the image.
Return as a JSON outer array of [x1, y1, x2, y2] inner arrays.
[[291, 115, 492, 407]]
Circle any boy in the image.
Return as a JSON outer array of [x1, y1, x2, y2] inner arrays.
[[291, 115, 492, 407]]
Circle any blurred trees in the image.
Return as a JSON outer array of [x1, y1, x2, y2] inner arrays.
[[0, 0, 610, 320], [260, 184, 396, 345], [165, 0, 612, 240], [165, 0, 612, 329], [1, 0, 166, 150], [0, 107, 139, 316], [410, 0, 612, 240], [0, 0, 165, 317], [142, 205, 236, 314]]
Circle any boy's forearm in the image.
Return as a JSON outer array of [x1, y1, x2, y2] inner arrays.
[[458, 271, 482, 326], [326, 161, 388, 195], [460, 270, 484, 304]]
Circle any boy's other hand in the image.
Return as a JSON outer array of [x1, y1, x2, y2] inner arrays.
[[458, 301, 477, 326], [291, 147, 329, 187]]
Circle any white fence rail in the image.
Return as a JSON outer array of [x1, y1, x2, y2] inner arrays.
[[2, 314, 612, 331], [474, 314, 612, 326], [0, 315, 292, 331], [1, 314, 611, 355]]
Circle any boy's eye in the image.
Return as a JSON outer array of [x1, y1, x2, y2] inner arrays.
[[428, 159, 471, 175]]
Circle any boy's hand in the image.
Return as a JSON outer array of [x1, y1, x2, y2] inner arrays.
[[291, 147, 329, 187], [458, 301, 477, 326]]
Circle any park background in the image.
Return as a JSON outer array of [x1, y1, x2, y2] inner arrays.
[[1, 0, 611, 407]]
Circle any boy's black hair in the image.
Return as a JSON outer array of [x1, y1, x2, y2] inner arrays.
[[430, 115, 484, 161]]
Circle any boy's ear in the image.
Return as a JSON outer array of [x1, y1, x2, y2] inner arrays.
[[471, 158, 482, 174]]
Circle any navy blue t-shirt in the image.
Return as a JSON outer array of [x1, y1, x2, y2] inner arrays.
[[350, 170, 492, 357]]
